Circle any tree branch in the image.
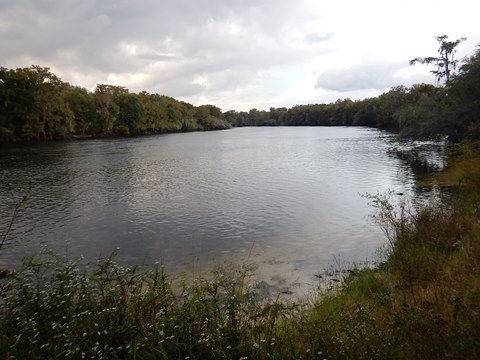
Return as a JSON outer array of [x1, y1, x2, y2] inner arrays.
[[0, 194, 28, 251]]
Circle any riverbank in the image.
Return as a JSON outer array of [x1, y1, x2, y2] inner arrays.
[[0, 144, 479, 359]]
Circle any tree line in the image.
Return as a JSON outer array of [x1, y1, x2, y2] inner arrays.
[[225, 40, 480, 142], [1, 37, 479, 143], [0, 66, 230, 142]]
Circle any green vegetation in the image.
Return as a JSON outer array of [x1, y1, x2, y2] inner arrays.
[[0, 252, 297, 359], [0, 67, 230, 142]]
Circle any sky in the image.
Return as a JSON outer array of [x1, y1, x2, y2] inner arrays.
[[1, 0, 479, 112]]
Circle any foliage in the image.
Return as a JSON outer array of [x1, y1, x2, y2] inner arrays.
[[447, 46, 480, 141], [0, 65, 70, 141], [194, 105, 230, 130], [63, 87, 97, 136], [0, 66, 230, 142], [221, 83, 419, 135], [0, 253, 297, 359]]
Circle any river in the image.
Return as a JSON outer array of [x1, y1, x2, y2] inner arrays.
[[0, 127, 432, 294]]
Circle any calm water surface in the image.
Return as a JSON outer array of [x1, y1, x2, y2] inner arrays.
[[0, 127, 422, 293]]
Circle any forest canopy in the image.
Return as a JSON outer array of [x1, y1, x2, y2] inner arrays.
[[0, 66, 231, 141]]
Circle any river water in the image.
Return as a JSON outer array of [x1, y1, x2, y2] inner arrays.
[[0, 127, 429, 294]]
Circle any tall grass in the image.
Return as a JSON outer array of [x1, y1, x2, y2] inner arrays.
[[298, 193, 480, 359], [0, 251, 302, 359]]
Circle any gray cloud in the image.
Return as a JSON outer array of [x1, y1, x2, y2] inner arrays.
[[315, 61, 408, 92], [2, 0, 478, 109], [0, 0, 332, 105]]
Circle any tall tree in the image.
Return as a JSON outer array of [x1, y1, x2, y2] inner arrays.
[[63, 87, 96, 136], [93, 84, 127, 135], [115, 93, 145, 135], [410, 35, 466, 86], [447, 46, 480, 140]]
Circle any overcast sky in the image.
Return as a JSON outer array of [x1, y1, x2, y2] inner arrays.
[[1, 0, 479, 111]]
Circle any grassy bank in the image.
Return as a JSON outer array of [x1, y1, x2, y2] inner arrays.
[[1, 145, 480, 359]]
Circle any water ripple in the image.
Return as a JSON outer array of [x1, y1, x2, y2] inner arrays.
[[0, 128, 444, 293]]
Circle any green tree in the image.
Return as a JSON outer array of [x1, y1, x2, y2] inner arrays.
[[27, 66, 67, 139], [391, 84, 446, 139], [93, 84, 127, 135], [194, 104, 230, 130], [138, 92, 163, 133], [63, 87, 96, 136], [410, 35, 466, 86], [375, 86, 409, 129], [0, 67, 17, 140], [352, 98, 378, 126], [115, 93, 146, 135], [2, 66, 71, 140], [447, 46, 480, 140]]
